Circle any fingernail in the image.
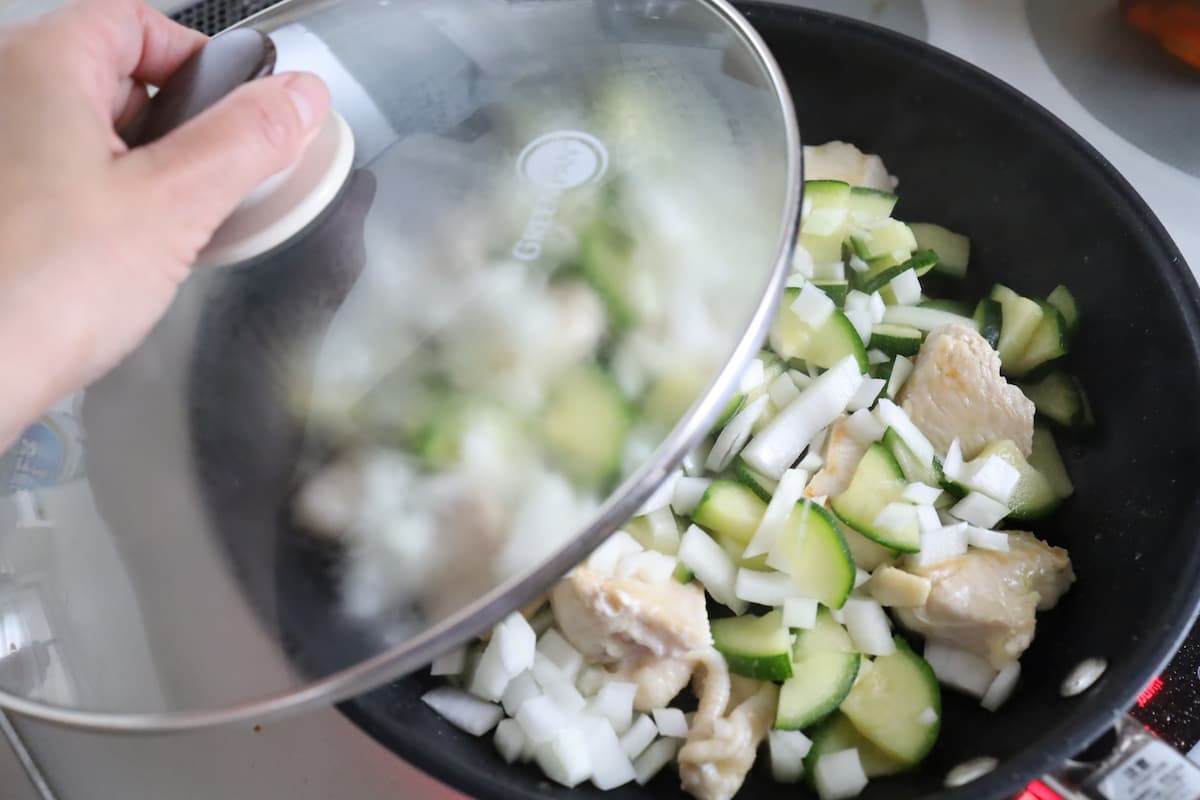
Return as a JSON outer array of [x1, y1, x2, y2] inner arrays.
[[284, 74, 317, 130]]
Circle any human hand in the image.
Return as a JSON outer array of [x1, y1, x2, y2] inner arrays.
[[0, 0, 330, 446]]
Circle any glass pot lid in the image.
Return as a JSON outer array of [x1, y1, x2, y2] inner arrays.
[[0, 0, 799, 729]]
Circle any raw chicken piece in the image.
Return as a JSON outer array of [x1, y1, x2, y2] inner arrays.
[[678, 650, 779, 800], [805, 416, 867, 499], [804, 141, 898, 192], [895, 532, 1075, 668], [898, 324, 1036, 459], [610, 656, 694, 711], [550, 567, 711, 663]]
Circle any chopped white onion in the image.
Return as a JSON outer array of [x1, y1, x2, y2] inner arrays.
[[793, 242, 815, 278], [736, 568, 808, 606], [517, 694, 570, 744], [501, 670, 541, 716], [619, 714, 659, 760], [842, 597, 895, 656], [770, 729, 813, 783], [679, 525, 746, 613], [783, 595, 819, 629], [854, 568, 871, 589], [916, 504, 943, 535], [917, 706, 939, 726], [814, 260, 846, 281], [585, 717, 637, 789], [903, 482, 942, 506], [745, 468, 810, 558], [532, 654, 586, 714], [587, 530, 644, 577], [470, 638, 514, 702], [422, 687, 504, 736], [536, 727, 592, 788], [873, 502, 918, 539], [495, 718, 528, 763], [949, 492, 1010, 529], [844, 407, 886, 445], [845, 289, 871, 312], [786, 272, 808, 289], [652, 707, 689, 738], [430, 647, 467, 677], [592, 681, 639, 734], [636, 469, 682, 516], [868, 291, 887, 324], [798, 448, 823, 470], [829, 606, 845, 624], [706, 395, 770, 472], [537, 629, 583, 680], [845, 309, 874, 346], [924, 640, 997, 698], [671, 477, 712, 516], [634, 738, 681, 785], [848, 254, 870, 273], [875, 399, 935, 467], [963, 456, 1021, 504], [742, 356, 864, 479], [814, 749, 869, 800], [619, 551, 678, 584], [769, 372, 802, 409], [648, 505, 682, 554], [739, 358, 767, 393], [681, 441, 710, 477], [967, 526, 1011, 552], [576, 666, 610, 698], [942, 438, 964, 480], [791, 281, 837, 329], [912, 522, 969, 568], [867, 349, 890, 365], [846, 377, 886, 412], [886, 355, 914, 398], [981, 661, 1021, 711], [889, 269, 922, 305], [805, 207, 849, 237], [790, 369, 814, 389]]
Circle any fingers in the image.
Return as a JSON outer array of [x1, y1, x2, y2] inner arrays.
[[54, 0, 205, 87], [113, 78, 149, 134], [118, 70, 330, 239]]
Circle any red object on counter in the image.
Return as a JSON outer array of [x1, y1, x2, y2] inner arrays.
[[1120, 0, 1200, 69]]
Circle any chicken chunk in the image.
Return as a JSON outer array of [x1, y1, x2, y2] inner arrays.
[[678, 650, 779, 800], [610, 656, 694, 711], [803, 141, 898, 192], [805, 415, 867, 499], [895, 531, 1074, 668], [898, 324, 1035, 459], [550, 567, 711, 663]]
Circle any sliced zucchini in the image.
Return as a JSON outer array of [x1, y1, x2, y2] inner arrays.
[[1029, 425, 1074, 500], [882, 428, 942, 488], [918, 298, 970, 316], [805, 179, 851, 209], [971, 440, 1060, 520], [578, 220, 637, 330], [870, 324, 923, 358], [973, 298, 1003, 350], [1046, 284, 1079, 337], [804, 713, 908, 781], [732, 457, 779, 502], [691, 481, 767, 548], [769, 501, 856, 609], [1007, 301, 1068, 377], [771, 289, 869, 371], [1020, 371, 1095, 432], [838, 519, 899, 571], [712, 394, 746, 431], [830, 443, 920, 552], [991, 285, 1044, 370], [859, 250, 938, 295], [813, 280, 850, 307], [849, 219, 917, 261], [846, 186, 898, 221], [909, 222, 969, 278], [712, 609, 794, 681], [776, 651, 861, 730], [794, 608, 855, 657], [643, 366, 705, 428], [673, 562, 695, 584], [839, 637, 941, 766], [799, 232, 845, 266], [541, 364, 631, 486]]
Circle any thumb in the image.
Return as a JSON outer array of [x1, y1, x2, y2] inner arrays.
[[121, 71, 330, 244]]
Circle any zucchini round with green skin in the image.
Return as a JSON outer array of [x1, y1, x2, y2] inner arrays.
[[711, 609, 793, 682], [804, 713, 908, 781], [971, 440, 1060, 520], [1007, 301, 1068, 378], [1020, 371, 1095, 432], [1029, 425, 1074, 500], [991, 284, 1045, 371], [794, 608, 856, 657], [849, 219, 917, 261], [1046, 284, 1079, 337], [771, 289, 869, 371], [973, 297, 1003, 350], [870, 324, 923, 358], [691, 481, 767, 548], [846, 186, 898, 220], [839, 637, 941, 767], [909, 222, 970, 278], [830, 443, 920, 552], [917, 298, 970, 316], [775, 651, 861, 730], [766, 501, 856, 609], [577, 220, 638, 331], [805, 179, 852, 209], [541, 364, 631, 486], [858, 250, 938, 295], [813, 280, 850, 307], [882, 428, 942, 488], [732, 458, 778, 503]]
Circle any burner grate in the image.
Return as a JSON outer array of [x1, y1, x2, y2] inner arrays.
[[171, 0, 280, 34]]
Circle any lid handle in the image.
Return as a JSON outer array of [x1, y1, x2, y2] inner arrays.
[[123, 28, 277, 148]]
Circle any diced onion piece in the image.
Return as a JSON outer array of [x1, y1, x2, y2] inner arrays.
[[791, 281, 837, 328], [422, 687, 504, 736], [495, 718, 528, 764], [867, 349, 890, 365], [576, 666, 609, 698], [770, 729, 813, 783], [745, 468, 810, 557], [707, 395, 770, 472], [652, 707, 689, 738], [501, 670, 542, 716], [532, 654, 587, 714], [814, 749, 869, 800], [868, 291, 887, 324], [889, 268, 922, 305], [536, 727, 592, 788], [634, 738, 681, 785], [517, 694, 570, 744], [808, 425, 830, 457], [681, 442, 710, 477], [587, 531, 644, 577], [646, 506, 681, 554], [886, 355, 914, 398], [679, 525, 746, 613], [814, 261, 846, 281], [783, 595, 819, 629], [845, 289, 871, 312], [798, 449, 823, 470], [845, 309, 874, 346], [967, 526, 1011, 552], [873, 502, 918, 539], [805, 207, 849, 237], [924, 640, 997, 698], [742, 356, 864, 479], [918, 706, 939, 726], [963, 456, 1021, 504], [829, 606, 845, 624], [793, 242, 815, 277], [875, 399, 935, 467], [912, 522, 969, 568], [882, 304, 979, 332], [537, 629, 583, 680], [981, 661, 1021, 711], [619, 714, 659, 760], [430, 646, 466, 677], [846, 377, 886, 412], [618, 550, 678, 584], [739, 358, 767, 393], [636, 469, 681, 516], [916, 504, 942, 535], [848, 254, 870, 273], [790, 369, 814, 389], [736, 568, 808, 606], [854, 568, 871, 588], [786, 273, 807, 289], [592, 681, 639, 734], [671, 477, 712, 516], [769, 372, 802, 408], [842, 597, 895, 656], [949, 492, 1010, 529], [585, 718, 637, 789], [903, 482, 942, 506], [942, 438, 964, 480], [471, 616, 531, 701], [844, 407, 886, 445]]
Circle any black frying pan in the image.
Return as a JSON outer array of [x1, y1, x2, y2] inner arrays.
[[185, 4, 1200, 798]]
